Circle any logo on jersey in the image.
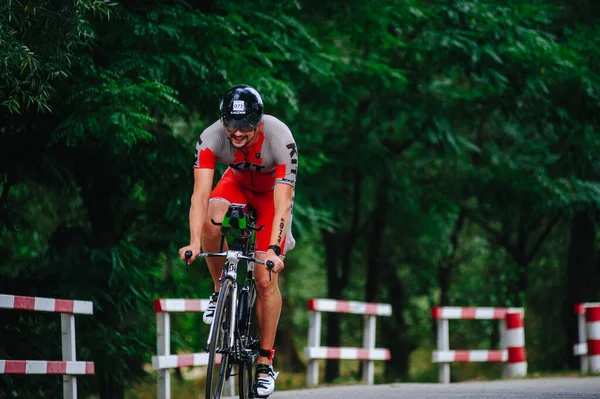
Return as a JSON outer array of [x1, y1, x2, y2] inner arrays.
[[286, 143, 298, 175], [229, 161, 266, 172], [232, 100, 246, 114], [255, 153, 261, 159]]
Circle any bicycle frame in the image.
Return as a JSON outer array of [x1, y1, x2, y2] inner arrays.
[[199, 249, 252, 350], [201, 209, 266, 343]]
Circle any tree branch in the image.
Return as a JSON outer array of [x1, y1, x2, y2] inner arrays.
[[472, 215, 504, 245], [472, 214, 519, 260], [525, 213, 562, 264]]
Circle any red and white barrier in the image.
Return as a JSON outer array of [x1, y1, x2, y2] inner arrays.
[[304, 347, 391, 361], [0, 294, 95, 399], [0, 360, 95, 375], [431, 306, 526, 383], [432, 350, 506, 363], [152, 298, 233, 399], [307, 298, 392, 316], [304, 298, 392, 387], [504, 312, 527, 378], [585, 306, 600, 373], [573, 302, 600, 373], [0, 294, 93, 314]]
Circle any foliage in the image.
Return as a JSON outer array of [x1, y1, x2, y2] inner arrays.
[[1, 0, 600, 395], [0, 0, 116, 113]]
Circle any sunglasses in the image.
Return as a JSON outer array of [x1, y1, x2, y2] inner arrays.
[[226, 126, 256, 134]]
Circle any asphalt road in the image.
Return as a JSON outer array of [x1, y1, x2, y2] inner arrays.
[[266, 377, 600, 399]]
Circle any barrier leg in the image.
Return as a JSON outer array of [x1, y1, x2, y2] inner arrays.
[[306, 311, 321, 387], [504, 312, 527, 378], [499, 318, 506, 353], [157, 313, 170, 399], [62, 314, 77, 399], [362, 315, 376, 384], [587, 306, 600, 373], [437, 319, 450, 383], [224, 368, 235, 397]]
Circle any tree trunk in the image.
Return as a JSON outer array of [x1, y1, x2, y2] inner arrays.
[[365, 183, 389, 302], [564, 208, 598, 369], [323, 229, 342, 382], [382, 274, 412, 381], [322, 173, 362, 382], [438, 208, 466, 306]]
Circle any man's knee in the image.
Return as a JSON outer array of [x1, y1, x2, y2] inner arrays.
[[203, 201, 229, 241], [255, 276, 278, 295], [203, 220, 221, 241]]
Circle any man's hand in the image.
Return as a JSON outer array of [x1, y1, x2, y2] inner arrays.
[[179, 244, 201, 263], [265, 251, 284, 274]]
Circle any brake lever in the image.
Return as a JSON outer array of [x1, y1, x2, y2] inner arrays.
[[184, 250, 192, 271], [211, 219, 222, 226], [266, 260, 275, 281]]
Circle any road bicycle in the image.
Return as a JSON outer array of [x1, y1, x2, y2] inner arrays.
[[185, 203, 274, 399]]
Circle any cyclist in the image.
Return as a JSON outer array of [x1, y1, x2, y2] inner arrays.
[[179, 84, 297, 397]]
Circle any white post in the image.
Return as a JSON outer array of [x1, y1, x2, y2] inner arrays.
[[578, 311, 589, 373], [61, 313, 77, 399], [157, 312, 170, 399], [437, 318, 450, 384], [362, 315, 376, 384], [306, 311, 322, 387], [224, 367, 235, 397]]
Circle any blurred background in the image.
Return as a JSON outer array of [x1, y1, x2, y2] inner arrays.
[[1, 0, 599, 397]]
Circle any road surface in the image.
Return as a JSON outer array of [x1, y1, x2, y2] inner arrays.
[[267, 377, 600, 399]]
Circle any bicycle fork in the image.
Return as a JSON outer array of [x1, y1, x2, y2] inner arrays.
[[228, 286, 238, 349], [205, 279, 239, 354]]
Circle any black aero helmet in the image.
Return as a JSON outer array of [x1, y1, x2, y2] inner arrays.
[[219, 84, 264, 132]]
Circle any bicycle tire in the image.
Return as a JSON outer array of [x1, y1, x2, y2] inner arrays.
[[238, 287, 260, 398], [206, 279, 234, 399]]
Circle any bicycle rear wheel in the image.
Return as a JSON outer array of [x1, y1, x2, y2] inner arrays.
[[206, 279, 234, 399]]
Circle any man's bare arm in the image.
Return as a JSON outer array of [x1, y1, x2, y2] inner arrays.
[[269, 183, 294, 251], [179, 168, 214, 262]]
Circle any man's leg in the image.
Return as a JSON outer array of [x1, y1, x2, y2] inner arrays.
[[253, 252, 282, 366], [202, 169, 247, 292], [202, 200, 231, 291]]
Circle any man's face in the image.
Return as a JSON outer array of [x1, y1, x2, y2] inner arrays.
[[226, 125, 257, 148], [227, 121, 264, 148]]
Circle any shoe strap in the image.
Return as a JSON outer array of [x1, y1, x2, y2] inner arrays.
[[256, 364, 274, 378]]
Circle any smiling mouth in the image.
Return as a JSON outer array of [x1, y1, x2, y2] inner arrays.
[[231, 135, 246, 143]]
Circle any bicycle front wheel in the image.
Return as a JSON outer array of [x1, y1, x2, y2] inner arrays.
[[206, 279, 234, 399], [238, 288, 260, 399]]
